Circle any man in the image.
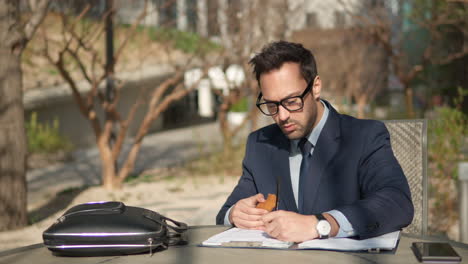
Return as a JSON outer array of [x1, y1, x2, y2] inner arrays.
[[216, 41, 414, 242]]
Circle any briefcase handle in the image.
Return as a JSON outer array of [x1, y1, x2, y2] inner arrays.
[[62, 201, 125, 219], [160, 214, 188, 233], [142, 210, 188, 233]]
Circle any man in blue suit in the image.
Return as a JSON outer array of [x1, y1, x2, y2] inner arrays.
[[216, 41, 414, 242]]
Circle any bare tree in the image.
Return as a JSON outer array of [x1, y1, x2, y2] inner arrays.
[[293, 27, 387, 119], [204, 0, 292, 158], [341, 0, 468, 117], [38, 2, 210, 189], [0, 0, 49, 231], [340, 32, 388, 118]]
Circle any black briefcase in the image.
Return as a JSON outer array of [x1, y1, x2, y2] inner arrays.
[[42, 201, 187, 256]]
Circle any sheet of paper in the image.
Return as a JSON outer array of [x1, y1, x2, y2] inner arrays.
[[298, 231, 400, 251], [202, 228, 400, 251], [202, 228, 293, 248]]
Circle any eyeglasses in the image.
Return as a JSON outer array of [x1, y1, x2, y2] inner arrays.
[[256, 80, 313, 116]]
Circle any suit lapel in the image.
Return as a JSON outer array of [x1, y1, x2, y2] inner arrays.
[[300, 102, 341, 214]]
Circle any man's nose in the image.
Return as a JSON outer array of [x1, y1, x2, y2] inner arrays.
[[277, 105, 290, 121]]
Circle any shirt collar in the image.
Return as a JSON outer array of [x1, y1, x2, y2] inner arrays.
[[290, 100, 329, 153]]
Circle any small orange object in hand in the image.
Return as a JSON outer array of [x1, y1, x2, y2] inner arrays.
[[256, 194, 277, 212]]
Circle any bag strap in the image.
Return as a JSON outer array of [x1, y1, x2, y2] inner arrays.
[[159, 214, 188, 233], [142, 210, 188, 233], [142, 210, 188, 246]]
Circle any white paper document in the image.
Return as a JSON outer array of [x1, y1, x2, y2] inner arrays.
[[202, 228, 400, 251], [202, 228, 294, 248], [297, 230, 400, 251]]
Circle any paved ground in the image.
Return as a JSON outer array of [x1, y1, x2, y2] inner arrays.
[[0, 118, 273, 251], [27, 122, 225, 208], [27, 115, 272, 208], [0, 122, 239, 251], [26, 118, 273, 223]]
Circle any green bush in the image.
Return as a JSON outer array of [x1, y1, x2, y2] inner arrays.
[[26, 112, 73, 154], [147, 27, 221, 54], [427, 87, 467, 236], [230, 97, 248, 112]]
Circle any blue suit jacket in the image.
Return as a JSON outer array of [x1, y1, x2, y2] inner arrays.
[[216, 101, 414, 239]]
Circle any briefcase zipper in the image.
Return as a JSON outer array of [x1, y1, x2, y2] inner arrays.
[[148, 238, 153, 257], [44, 231, 164, 236], [47, 243, 163, 249]]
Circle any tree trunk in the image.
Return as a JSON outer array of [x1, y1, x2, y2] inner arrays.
[[356, 93, 368, 119], [98, 138, 117, 190], [0, 2, 28, 230], [217, 100, 233, 159], [405, 86, 415, 118]]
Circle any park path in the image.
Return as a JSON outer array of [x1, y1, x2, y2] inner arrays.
[[0, 122, 237, 251], [0, 119, 271, 251], [27, 122, 224, 208], [25, 119, 266, 224]]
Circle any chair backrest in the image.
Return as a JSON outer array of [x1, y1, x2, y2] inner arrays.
[[383, 119, 428, 236]]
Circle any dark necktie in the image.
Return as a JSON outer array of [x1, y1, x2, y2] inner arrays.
[[298, 138, 314, 213]]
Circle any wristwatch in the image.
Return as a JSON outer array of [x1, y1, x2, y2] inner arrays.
[[315, 214, 331, 239]]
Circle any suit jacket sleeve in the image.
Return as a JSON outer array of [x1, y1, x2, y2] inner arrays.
[[337, 121, 414, 239], [216, 133, 259, 224]]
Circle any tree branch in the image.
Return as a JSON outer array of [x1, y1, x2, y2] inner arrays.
[[111, 83, 143, 159], [117, 67, 208, 182], [113, 0, 149, 65], [23, 0, 50, 40]]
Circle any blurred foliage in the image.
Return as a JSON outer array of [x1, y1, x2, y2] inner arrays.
[[408, 0, 468, 23], [125, 173, 157, 184], [135, 25, 221, 55], [398, 0, 467, 118], [230, 97, 249, 112], [26, 112, 73, 154], [428, 87, 467, 236]]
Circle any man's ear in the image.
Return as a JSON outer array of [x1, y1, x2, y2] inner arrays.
[[312, 76, 322, 100]]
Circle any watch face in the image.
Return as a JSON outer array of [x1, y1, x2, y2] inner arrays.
[[317, 220, 331, 236]]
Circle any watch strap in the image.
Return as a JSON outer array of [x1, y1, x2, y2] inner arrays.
[[316, 213, 326, 221]]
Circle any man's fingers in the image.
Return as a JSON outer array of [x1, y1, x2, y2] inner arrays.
[[236, 220, 265, 229], [245, 193, 265, 206], [261, 210, 281, 223], [233, 211, 265, 229], [251, 225, 266, 231], [231, 194, 269, 228], [242, 206, 268, 216], [234, 210, 266, 221], [265, 220, 280, 238], [255, 193, 266, 202]]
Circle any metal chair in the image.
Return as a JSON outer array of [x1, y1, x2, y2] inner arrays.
[[383, 119, 428, 236]]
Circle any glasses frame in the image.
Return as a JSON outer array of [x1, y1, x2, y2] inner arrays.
[[256, 79, 313, 116]]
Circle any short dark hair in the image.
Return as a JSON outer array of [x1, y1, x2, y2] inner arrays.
[[249, 41, 318, 85]]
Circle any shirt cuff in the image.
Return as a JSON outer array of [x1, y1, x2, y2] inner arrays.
[[327, 210, 356, 238], [223, 206, 234, 226]]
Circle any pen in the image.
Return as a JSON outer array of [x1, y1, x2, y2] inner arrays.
[[275, 176, 280, 211]]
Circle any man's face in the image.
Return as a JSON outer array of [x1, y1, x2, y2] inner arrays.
[[259, 62, 322, 140]]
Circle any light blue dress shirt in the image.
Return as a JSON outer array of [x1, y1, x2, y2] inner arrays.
[[224, 100, 356, 238]]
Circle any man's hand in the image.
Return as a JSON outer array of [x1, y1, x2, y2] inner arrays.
[[262, 211, 319, 242], [229, 193, 269, 230], [262, 212, 340, 242]]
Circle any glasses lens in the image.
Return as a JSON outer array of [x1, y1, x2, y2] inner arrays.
[[282, 97, 303, 111], [258, 103, 277, 116]]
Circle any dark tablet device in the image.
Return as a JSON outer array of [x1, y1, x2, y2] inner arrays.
[[412, 242, 462, 263]]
